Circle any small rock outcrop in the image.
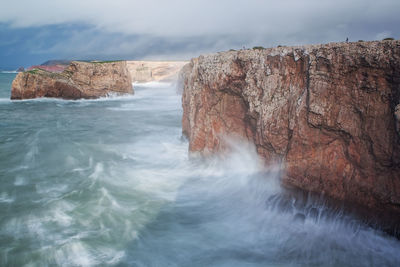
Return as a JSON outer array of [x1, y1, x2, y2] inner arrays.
[[182, 41, 400, 225], [11, 61, 133, 100]]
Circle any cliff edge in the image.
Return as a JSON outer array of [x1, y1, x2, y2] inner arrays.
[[182, 41, 400, 226], [11, 61, 133, 100]]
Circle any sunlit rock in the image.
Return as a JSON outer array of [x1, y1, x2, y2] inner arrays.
[[11, 61, 133, 100]]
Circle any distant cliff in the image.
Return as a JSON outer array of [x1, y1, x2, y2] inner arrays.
[[127, 61, 188, 83], [11, 61, 133, 100], [181, 41, 400, 225]]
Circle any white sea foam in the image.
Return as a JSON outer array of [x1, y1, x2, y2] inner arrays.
[[13, 175, 27, 186], [1, 80, 400, 266], [54, 241, 97, 267], [0, 71, 18, 74], [10, 94, 137, 103], [0, 192, 14, 203], [133, 81, 172, 88]]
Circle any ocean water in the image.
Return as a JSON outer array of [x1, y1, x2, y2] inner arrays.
[[1, 73, 400, 266]]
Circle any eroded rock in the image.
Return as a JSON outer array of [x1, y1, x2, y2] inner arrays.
[[182, 41, 400, 223], [11, 61, 133, 100]]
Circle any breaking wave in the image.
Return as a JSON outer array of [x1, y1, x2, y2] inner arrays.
[[0, 80, 399, 266]]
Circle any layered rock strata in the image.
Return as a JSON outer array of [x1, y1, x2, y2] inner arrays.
[[181, 41, 400, 224], [11, 61, 133, 100]]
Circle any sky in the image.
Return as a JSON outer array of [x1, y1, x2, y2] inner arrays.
[[0, 0, 399, 69]]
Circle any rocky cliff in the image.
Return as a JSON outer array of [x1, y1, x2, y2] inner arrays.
[[182, 41, 400, 225], [11, 61, 133, 100], [127, 61, 188, 82]]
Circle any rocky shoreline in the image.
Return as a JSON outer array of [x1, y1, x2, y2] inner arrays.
[[181, 40, 400, 232]]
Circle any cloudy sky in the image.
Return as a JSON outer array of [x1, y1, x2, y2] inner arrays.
[[0, 0, 399, 69]]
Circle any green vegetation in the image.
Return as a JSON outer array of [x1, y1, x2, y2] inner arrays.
[[25, 68, 57, 75], [229, 49, 236, 51], [383, 37, 395, 41], [25, 68, 66, 79], [90, 60, 124, 64], [41, 60, 71, 66], [252, 46, 265, 50], [72, 60, 124, 64], [25, 68, 42, 74], [358, 40, 365, 42]]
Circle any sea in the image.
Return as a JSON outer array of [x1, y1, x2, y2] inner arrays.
[[1, 72, 400, 266]]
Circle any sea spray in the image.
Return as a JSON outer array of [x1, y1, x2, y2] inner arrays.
[[0, 77, 400, 266]]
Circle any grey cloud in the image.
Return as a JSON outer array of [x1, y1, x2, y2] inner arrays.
[[1, 0, 399, 38], [0, 0, 399, 60]]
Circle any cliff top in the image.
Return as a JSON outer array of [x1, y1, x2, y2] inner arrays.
[[25, 60, 127, 74], [196, 40, 400, 60], [25, 67, 70, 80]]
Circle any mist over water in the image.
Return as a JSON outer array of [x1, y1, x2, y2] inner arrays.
[[1, 74, 400, 266]]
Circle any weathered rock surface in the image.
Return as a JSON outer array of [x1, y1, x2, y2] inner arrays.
[[11, 61, 133, 100], [182, 41, 400, 223]]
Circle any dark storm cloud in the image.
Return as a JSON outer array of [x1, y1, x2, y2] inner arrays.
[[0, 0, 399, 68]]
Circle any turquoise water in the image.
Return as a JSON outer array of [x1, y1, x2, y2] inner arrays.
[[0, 73, 16, 98], [1, 73, 400, 266]]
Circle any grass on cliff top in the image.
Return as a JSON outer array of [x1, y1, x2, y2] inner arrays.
[[70, 60, 124, 64], [89, 60, 124, 64], [253, 46, 265, 50], [26, 69, 41, 74], [25, 68, 69, 79], [25, 68, 55, 75]]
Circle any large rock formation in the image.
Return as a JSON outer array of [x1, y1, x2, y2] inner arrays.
[[182, 41, 400, 225], [11, 61, 133, 100]]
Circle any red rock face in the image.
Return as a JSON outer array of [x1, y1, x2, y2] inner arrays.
[[181, 41, 400, 221], [11, 61, 133, 100]]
